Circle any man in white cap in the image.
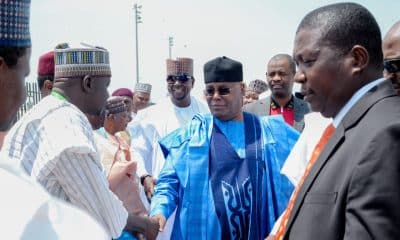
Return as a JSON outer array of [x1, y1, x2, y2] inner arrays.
[[131, 57, 209, 240], [133, 82, 152, 114], [2, 43, 159, 239]]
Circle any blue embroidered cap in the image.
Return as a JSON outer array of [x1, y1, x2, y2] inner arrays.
[[0, 0, 31, 47], [54, 43, 111, 79]]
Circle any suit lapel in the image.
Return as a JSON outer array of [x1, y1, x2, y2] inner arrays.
[[284, 80, 397, 235]]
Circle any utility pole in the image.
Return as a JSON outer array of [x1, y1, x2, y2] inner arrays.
[[134, 3, 142, 83], [168, 36, 174, 59]]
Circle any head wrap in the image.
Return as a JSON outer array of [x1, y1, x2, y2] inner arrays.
[[54, 43, 111, 79], [37, 51, 54, 77], [104, 96, 127, 115], [0, 0, 31, 47], [166, 57, 193, 76], [247, 79, 268, 94], [112, 88, 133, 99], [203, 56, 242, 83], [134, 82, 152, 94]]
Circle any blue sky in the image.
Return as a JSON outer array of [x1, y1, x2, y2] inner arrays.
[[30, 0, 400, 101]]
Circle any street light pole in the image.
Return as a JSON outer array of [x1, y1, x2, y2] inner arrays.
[[134, 3, 142, 83], [168, 36, 173, 59]]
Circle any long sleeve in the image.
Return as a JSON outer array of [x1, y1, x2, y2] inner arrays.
[[149, 152, 180, 219], [51, 150, 128, 238]]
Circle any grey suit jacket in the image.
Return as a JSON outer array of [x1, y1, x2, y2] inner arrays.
[[284, 80, 400, 240], [243, 95, 310, 132]]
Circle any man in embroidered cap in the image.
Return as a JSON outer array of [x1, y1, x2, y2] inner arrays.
[[0, 1, 110, 239], [130, 57, 209, 240], [150, 56, 299, 239], [37, 51, 54, 98], [133, 82, 152, 113], [243, 79, 269, 105], [3, 43, 159, 239]]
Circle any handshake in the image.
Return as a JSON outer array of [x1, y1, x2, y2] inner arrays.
[[126, 214, 166, 240]]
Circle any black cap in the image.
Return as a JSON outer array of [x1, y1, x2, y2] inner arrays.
[[203, 56, 243, 83]]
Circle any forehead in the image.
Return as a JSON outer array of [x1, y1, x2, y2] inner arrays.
[[135, 92, 150, 98], [383, 33, 400, 59], [205, 82, 239, 88], [293, 28, 323, 59], [267, 59, 290, 72]]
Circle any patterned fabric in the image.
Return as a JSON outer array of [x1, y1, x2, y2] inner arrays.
[[54, 43, 111, 78], [248, 79, 268, 94], [150, 113, 299, 239], [275, 123, 335, 240], [37, 51, 54, 76], [0, 0, 31, 47], [270, 97, 295, 126], [2, 95, 128, 239], [134, 82, 152, 94], [166, 57, 193, 76]]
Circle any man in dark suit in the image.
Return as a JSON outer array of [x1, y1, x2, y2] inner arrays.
[[243, 54, 309, 132], [275, 2, 400, 240]]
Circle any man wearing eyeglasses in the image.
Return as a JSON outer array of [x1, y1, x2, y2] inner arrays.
[[130, 57, 208, 240], [150, 56, 299, 240], [383, 20, 400, 96]]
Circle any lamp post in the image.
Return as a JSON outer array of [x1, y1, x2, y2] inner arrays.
[[134, 3, 142, 83], [168, 36, 173, 59]]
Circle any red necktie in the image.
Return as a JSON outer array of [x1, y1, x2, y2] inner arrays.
[[275, 123, 335, 240]]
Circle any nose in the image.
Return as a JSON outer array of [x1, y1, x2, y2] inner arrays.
[[270, 73, 282, 82], [294, 70, 305, 84]]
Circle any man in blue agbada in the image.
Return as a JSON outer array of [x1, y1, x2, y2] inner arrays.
[[150, 56, 298, 239]]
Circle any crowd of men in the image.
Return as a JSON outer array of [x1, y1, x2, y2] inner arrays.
[[1, 1, 400, 240]]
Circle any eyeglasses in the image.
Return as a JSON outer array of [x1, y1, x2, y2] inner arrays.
[[166, 75, 192, 84], [204, 87, 232, 97], [384, 59, 400, 73]]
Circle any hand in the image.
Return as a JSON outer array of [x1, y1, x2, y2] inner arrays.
[[151, 214, 166, 232], [143, 175, 156, 202], [108, 160, 137, 192], [265, 235, 275, 240], [144, 216, 160, 240]]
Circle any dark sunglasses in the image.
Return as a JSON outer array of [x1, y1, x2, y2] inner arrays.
[[204, 87, 232, 96], [166, 75, 192, 84], [383, 59, 400, 73]]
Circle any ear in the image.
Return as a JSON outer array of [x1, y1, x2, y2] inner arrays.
[[82, 75, 92, 93], [0, 56, 8, 71], [191, 77, 195, 88], [349, 45, 369, 76], [240, 82, 246, 95]]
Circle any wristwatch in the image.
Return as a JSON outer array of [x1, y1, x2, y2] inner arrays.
[[140, 174, 152, 186]]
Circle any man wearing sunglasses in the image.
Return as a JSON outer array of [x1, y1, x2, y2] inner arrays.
[[150, 56, 299, 239], [130, 57, 208, 240], [383, 20, 400, 96]]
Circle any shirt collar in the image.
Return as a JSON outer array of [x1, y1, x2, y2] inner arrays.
[[333, 78, 386, 127], [270, 95, 294, 109]]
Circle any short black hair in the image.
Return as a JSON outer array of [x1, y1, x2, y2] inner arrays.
[[0, 46, 28, 68], [37, 75, 54, 89], [269, 54, 296, 74], [297, 2, 383, 70]]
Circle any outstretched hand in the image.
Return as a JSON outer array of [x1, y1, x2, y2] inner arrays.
[[151, 214, 166, 232]]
